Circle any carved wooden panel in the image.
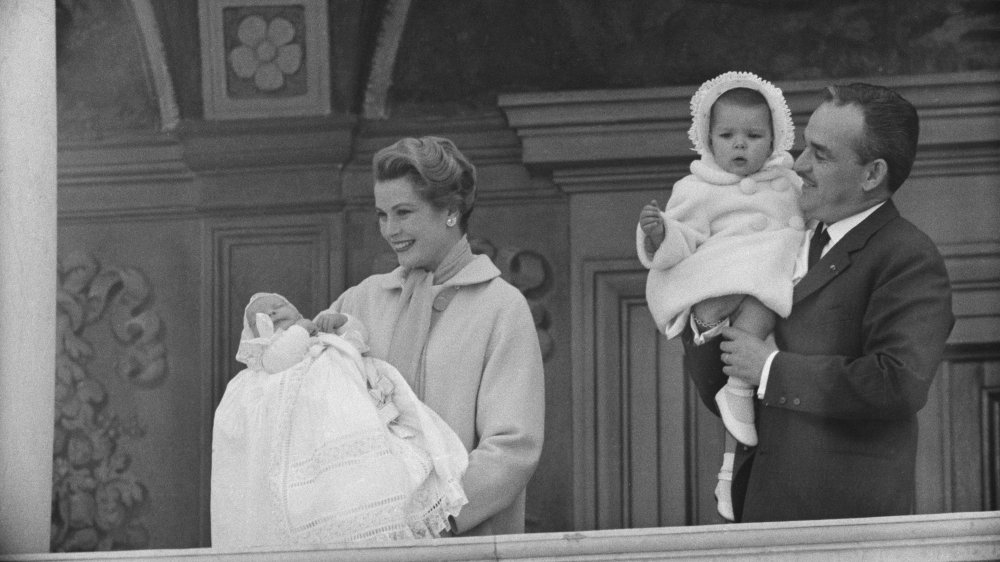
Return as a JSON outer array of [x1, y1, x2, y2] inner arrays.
[[916, 352, 1000, 516], [200, 214, 341, 541], [576, 259, 719, 531], [985, 374, 1000, 511], [205, 216, 337, 408]]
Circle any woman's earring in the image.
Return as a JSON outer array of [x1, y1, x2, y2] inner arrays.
[[446, 216, 457, 227]]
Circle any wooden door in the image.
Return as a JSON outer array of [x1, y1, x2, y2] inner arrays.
[[573, 259, 727, 529]]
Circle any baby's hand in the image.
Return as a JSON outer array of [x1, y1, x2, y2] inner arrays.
[[640, 200, 666, 251], [295, 318, 318, 335], [314, 312, 348, 333]]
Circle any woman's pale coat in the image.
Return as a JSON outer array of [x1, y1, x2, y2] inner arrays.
[[324, 254, 545, 536]]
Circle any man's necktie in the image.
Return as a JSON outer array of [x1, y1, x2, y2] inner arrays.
[[808, 222, 829, 270]]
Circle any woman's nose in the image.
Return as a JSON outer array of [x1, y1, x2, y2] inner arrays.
[[382, 217, 399, 235]]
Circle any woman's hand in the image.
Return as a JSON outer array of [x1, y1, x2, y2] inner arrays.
[[314, 312, 348, 333], [294, 318, 318, 335], [640, 200, 666, 253]]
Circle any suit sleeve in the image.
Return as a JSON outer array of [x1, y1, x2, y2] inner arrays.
[[766, 232, 953, 420], [452, 293, 545, 533]]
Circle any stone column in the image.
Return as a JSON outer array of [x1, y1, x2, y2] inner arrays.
[[0, 1, 57, 554]]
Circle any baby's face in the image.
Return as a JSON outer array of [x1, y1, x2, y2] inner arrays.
[[709, 101, 773, 177], [246, 295, 302, 336]]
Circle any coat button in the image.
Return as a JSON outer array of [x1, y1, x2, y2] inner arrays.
[[793, 398, 801, 406], [778, 396, 787, 405]]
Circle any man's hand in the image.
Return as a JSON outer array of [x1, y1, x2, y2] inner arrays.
[[314, 312, 348, 333], [718, 326, 775, 387], [639, 200, 666, 253]]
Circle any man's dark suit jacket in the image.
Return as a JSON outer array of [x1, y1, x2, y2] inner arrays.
[[684, 200, 954, 522]]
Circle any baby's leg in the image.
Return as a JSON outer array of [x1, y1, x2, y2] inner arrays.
[[715, 431, 738, 521], [692, 294, 745, 326], [715, 296, 775, 447], [731, 295, 776, 341]]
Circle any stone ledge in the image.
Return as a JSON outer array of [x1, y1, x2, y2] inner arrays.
[[8, 511, 999, 561], [498, 71, 1000, 170]]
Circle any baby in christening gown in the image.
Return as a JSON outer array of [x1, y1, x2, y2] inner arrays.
[[211, 293, 467, 548]]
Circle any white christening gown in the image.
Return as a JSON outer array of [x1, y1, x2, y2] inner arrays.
[[211, 317, 467, 548]]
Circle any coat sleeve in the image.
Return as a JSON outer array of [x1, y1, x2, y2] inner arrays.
[[452, 292, 545, 533], [637, 178, 711, 269], [766, 230, 953, 420]]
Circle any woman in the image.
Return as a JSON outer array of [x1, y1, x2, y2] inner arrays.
[[315, 136, 545, 536]]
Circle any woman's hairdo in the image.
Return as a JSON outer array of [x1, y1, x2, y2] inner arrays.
[[372, 136, 477, 232]]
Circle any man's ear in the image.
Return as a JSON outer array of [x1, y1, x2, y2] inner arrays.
[[862, 158, 888, 193]]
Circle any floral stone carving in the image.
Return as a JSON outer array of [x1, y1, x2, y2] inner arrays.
[[51, 252, 168, 552], [228, 14, 303, 92]]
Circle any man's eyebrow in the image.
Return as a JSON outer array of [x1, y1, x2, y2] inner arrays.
[[807, 138, 831, 155]]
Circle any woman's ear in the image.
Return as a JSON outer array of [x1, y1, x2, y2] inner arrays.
[[863, 158, 888, 193]]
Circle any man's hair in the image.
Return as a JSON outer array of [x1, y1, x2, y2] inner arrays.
[[824, 83, 919, 193]]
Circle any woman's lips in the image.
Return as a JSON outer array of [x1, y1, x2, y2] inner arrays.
[[391, 240, 414, 252]]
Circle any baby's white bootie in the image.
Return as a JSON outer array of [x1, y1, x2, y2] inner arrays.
[[715, 383, 758, 446]]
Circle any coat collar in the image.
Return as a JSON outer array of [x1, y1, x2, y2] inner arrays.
[[378, 254, 501, 290], [793, 199, 899, 304]]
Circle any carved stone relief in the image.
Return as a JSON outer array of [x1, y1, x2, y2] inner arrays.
[[51, 252, 167, 552]]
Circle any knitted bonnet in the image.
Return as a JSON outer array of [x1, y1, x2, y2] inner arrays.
[[687, 71, 796, 160]]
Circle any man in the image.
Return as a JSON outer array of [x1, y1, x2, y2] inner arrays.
[[684, 82, 954, 522]]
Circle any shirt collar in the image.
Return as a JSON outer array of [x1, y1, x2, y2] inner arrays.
[[823, 201, 886, 248], [794, 201, 886, 285]]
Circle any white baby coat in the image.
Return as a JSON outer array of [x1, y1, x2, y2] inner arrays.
[[637, 152, 805, 338]]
